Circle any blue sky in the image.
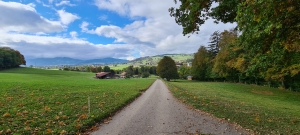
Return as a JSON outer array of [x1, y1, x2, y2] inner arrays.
[[0, 0, 236, 60]]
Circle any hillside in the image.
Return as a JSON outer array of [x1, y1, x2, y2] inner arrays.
[[130, 54, 193, 65], [25, 54, 193, 69], [110, 54, 194, 70]]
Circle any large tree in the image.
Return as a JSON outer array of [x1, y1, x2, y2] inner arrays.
[[169, 0, 239, 35], [156, 56, 179, 81], [237, 0, 300, 52], [236, 0, 300, 88], [192, 46, 210, 80], [169, 0, 300, 45], [208, 31, 221, 58], [213, 29, 242, 82], [0, 47, 26, 70]]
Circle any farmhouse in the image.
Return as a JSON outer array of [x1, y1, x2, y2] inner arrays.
[[120, 72, 126, 78], [187, 76, 193, 80], [95, 72, 113, 79]]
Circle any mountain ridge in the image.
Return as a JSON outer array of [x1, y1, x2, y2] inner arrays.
[[26, 57, 128, 66]]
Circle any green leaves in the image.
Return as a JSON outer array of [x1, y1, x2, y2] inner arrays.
[[157, 56, 179, 81], [169, 0, 240, 35], [169, 0, 213, 35], [0, 47, 26, 70]]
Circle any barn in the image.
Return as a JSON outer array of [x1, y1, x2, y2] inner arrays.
[[95, 72, 113, 79]]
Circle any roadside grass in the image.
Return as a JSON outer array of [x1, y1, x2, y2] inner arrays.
[[165, 80, 300, 134], [0, 68, 155, 134]]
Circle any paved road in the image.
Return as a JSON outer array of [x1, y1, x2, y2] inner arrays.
[[91, 79, 250, 135]]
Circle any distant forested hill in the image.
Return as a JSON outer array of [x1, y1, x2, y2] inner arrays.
[[26, 57, 128, 66]]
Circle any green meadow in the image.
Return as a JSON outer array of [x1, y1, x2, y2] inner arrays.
[[166, 80, 300, 134], [0, 68, 155, 134]]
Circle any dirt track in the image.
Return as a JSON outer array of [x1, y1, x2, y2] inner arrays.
[[91, 79, 250, 135]]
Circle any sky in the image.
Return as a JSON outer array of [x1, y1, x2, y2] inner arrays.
[[0, 0, 236, 60]]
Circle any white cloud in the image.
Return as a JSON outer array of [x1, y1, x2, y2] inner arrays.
[[27, 3, 35, 7], [94, 0, 129, 16], [80, 21, 95, 34], [0, 32, 133, 60], [126, 56, 135, 61], [99, 15, 108, 21], [0, 0, 237, 61], [92, 0, 236, 57], [70, 31, 78, 38], [48, 0, 53, 4], [57, 9, 80, 25], [56, 1, 76, 7], [0, 1, 63, 33]]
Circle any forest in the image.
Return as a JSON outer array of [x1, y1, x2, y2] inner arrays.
[[169, 0, 300, 91], [0, 47, 26, 70]]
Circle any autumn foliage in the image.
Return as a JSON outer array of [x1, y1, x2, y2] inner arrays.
[[171, 1, 300, 91]]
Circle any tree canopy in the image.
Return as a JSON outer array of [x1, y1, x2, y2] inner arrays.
[[156, 56, 179, 81], [169, 0, 239, 35], [169, 0, 300, 42], [0, 47, 26, 70], [171, 0, 300, 91]]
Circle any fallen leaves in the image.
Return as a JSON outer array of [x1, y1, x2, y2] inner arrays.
[[75, 124, 82, 129], [103, 117, 112, 124], [24, 126, 31, 131], [3, 113, 10, 117], [60, 130, 67, 135], [0, 77, 155, 134], [78, 114, 88, 119], [254, 117, 260, 122], [46, 129, 52, 134]]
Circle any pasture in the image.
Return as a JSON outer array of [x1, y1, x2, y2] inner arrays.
[[0, 68, 155, 134], [166, 80, 300, 134]]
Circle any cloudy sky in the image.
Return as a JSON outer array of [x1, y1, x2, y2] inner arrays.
[[0, 0, 235, 60]]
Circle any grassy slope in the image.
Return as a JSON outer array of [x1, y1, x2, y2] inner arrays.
[[0, 68, 155, 134], [110, 54, 193, 70], [166, 80, 300, 134]]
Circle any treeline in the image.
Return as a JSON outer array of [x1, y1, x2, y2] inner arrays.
[[62, 64, 157, 78], [124, 65, 157, 78], [63, 65, 112, 73], [192, 30, 300, 91], [0, 47, 26, 70]]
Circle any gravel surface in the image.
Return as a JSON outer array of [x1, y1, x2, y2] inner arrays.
[[91, 79, 250, 135]]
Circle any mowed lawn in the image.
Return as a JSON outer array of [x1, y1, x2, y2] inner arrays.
[[166, 80, 300, 134], [0, 68, 155, 134]]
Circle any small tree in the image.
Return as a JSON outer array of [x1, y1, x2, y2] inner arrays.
[[156, 56, 179, 81], [125, 65, 134, 78], [103, 66, 110, 72]]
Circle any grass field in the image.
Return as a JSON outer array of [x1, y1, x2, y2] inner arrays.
[[165, 80, 300, 134], [109, 63, 129, 70], [0, 68, 155, 134]]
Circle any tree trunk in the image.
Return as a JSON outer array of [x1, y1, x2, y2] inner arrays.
[[167, 78, 170, 81], [281, 80, 285, 89]]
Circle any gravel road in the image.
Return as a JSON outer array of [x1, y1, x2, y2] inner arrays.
[[91, 79, 250, 135]]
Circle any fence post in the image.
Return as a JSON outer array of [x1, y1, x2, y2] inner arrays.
[[88, 96, 90, 116]]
